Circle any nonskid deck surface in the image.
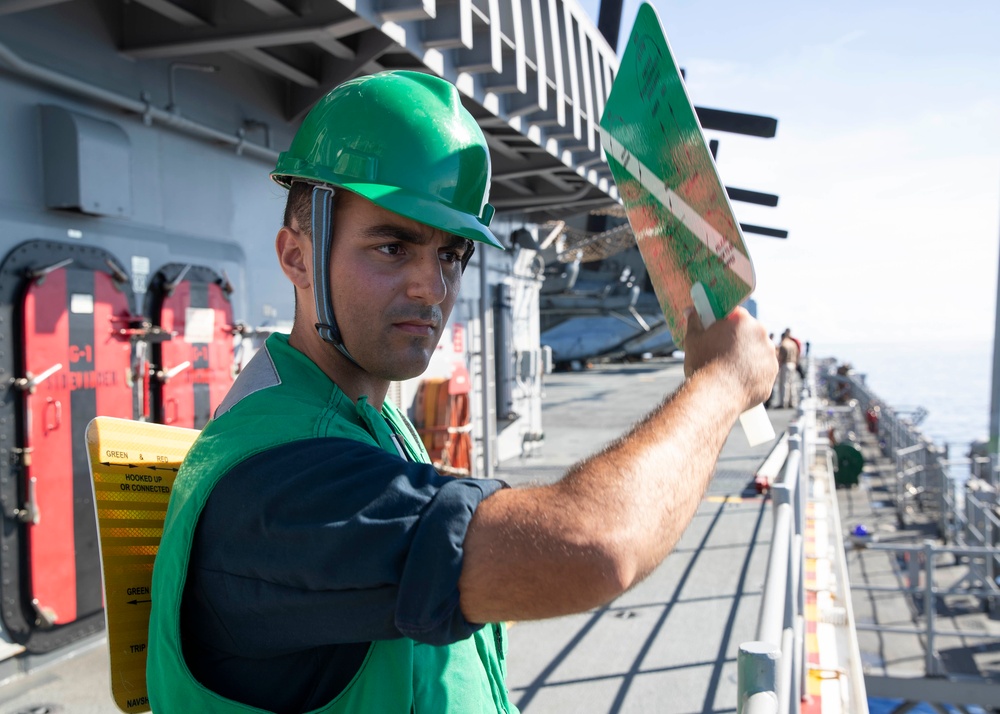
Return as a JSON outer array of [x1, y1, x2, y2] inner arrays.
[[0, 359, 796, 714]]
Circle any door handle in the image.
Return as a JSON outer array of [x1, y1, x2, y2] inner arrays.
[[157, 360, 191, 382], [14, 363, 64, 394], [44, 398, 61, 434]]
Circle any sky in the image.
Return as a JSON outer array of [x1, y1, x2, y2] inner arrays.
[[575, 0, 1000, 349]]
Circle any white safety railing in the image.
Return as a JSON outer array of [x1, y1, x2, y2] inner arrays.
[[840, 366, 1000, 683], [850, 540, 1000, 677], [737, 364, 810, 714], [737, 359, 870, 714], [740, 355, 1000, 712]]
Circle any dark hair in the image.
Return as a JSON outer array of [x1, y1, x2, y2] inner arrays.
[[283, 181, 316, 236], [283, 182, 347, 238]]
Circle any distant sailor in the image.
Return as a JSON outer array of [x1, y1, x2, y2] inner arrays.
[[777, 328, 801, 409]]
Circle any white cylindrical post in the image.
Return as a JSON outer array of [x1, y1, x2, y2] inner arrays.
[[738, 642, 780, 714]]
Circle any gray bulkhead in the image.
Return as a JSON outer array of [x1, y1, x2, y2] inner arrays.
[[0, 0, 545, 658]]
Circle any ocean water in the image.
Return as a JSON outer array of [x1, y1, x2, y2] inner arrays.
[[814, 340, 993, 454]]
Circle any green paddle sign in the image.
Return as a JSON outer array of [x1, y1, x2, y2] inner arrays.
[[599, 2, 773, 446], [598, 2, 755, 349]]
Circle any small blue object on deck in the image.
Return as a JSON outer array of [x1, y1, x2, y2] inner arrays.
[[868, 698, 986, 714]]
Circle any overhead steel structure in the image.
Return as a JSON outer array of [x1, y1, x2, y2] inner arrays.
[[0, 0, 780, 225], [96, 0, 628, 220]]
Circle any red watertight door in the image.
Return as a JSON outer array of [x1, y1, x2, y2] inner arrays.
[[149, 265, 235, 429], [22, 264, 133, 626]]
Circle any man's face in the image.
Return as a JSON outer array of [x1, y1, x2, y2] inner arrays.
[[326, 192, 471, 381]]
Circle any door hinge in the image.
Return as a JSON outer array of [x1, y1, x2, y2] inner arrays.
[[12, 475, 40, 525]]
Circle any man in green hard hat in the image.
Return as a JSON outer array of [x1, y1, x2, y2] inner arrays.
[[148, 70, 777, 713]]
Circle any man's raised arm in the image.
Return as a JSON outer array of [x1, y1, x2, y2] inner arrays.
[[459, 307, 778, 624]]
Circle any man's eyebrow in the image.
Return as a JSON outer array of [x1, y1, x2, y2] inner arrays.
[[362, 224, 425, 244], [362, 224, 469, 251]]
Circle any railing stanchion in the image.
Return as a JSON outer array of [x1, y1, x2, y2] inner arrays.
[[924, 539, 938, 676], [738, 642, 780, 714], [742, 367, 826, 713]]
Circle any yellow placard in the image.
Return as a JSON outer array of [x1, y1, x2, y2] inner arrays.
[[85, 417, 199, 714]]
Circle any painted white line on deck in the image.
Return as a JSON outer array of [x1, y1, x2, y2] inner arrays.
[[817, 593, 843, 714]]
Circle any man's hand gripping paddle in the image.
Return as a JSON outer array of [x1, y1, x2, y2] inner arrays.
[[598, 2, 774, 446]]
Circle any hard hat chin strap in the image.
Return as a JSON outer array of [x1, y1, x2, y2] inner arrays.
[[310, 185, 361, 368]]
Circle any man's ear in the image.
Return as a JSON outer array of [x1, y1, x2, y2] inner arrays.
[[276, 226, 311, 290]]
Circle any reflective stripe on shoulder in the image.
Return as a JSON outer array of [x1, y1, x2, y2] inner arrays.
[[213, 341, 281, 419]]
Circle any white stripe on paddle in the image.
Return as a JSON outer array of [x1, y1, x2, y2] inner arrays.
[[598, 126, 754, 289]]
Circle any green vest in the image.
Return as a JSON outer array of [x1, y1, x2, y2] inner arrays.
[[148, 333, 516, 713]]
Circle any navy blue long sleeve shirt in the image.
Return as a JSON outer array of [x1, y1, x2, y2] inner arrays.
[[180, 436, 505, 713]]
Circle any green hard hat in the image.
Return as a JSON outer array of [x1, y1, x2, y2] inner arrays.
[[272, 70, 502, 249]]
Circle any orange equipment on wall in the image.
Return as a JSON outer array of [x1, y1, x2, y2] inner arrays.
[[415, 362, 473, 476]]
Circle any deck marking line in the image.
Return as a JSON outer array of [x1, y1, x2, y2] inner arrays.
[[804, 495, 824, 707]]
